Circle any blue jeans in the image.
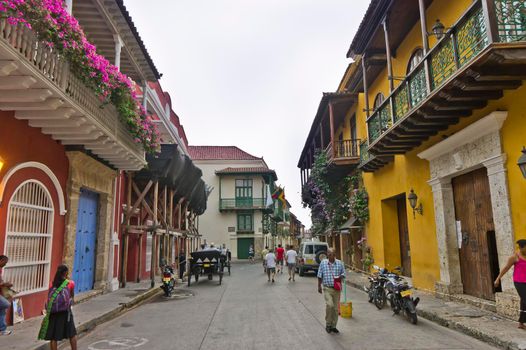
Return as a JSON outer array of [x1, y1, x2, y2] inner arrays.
[[0, 295, 10, 331]]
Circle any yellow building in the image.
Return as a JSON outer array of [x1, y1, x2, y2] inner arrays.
[[299, 0, 526, 319]]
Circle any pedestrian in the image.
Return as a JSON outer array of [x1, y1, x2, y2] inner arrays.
[[494, 239, 526, 330], [265, 249, 277, 283], [286, 246, 298, 282], [38, 264, 77, 350], [0, 255, 13, 336], [248, 245, 255, 263], [178, 249, 186, 280], [317, 248, 345, 334], [275, 244, 285, 274], [261, 246, 269, 273]]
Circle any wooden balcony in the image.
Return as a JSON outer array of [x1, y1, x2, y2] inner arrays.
[[219, 198, 270, 211], [0, 19, 146, 170], [366, 0, 526, 169], [327, 139, 361, 165]]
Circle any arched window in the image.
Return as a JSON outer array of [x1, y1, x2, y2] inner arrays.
[[407, 48, 424, 74], [373, 93, 385, 110], [3, 180, 54, 295]]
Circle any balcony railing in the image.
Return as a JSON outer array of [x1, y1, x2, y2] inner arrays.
[[219, 198, 268, 211], [0, 18, 144, 168], [334, 139, 360, 159], [367, 1, 491, 144], [359, 140, 371, 166]]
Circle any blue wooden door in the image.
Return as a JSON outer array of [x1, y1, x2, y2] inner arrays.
[[73, 188, 99, 294]]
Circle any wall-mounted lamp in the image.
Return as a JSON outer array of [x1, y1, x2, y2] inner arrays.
[[428, 19, 447, 40], [518, 146, 526, 179], [0, 156, 4, 172], [407, 189, 423, 218]]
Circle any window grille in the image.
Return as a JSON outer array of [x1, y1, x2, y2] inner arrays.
[[3, 180, 54, 296]]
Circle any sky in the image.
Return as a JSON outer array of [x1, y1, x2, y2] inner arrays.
[[124, 0, 370, 227]]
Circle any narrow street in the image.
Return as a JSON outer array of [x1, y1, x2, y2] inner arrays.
[[77, 262, 498, 350]]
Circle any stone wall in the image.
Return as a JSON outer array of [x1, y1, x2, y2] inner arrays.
[[64, 151, 116, 291]]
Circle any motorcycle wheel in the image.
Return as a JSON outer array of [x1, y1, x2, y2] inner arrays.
[[406, 310, 418, 324], [374, 288, 386, 310]]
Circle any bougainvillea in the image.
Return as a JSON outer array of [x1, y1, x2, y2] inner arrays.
[[0, 0, 160, 153], [302, 151, 353, 236]]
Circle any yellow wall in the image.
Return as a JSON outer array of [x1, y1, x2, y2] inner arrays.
[[330, 0, 526, 291]]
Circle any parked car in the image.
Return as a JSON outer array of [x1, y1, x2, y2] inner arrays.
[[296, 241, 329, 276]]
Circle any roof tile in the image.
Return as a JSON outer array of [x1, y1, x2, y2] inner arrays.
[[188, 146, 262, 161]]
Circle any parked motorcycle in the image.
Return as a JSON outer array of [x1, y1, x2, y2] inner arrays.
[[364, 265, 389, 309], [160, 264, 175, 297], [385, 272, 420, 324]]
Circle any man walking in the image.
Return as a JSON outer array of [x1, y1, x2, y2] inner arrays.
[[275, 244, 285, 274], [0, 255, 13, 336], [265, 249, 277, 283], [261, 246, 269, 273], [317, 248, 345, 334], [286, 246, 298, 281]]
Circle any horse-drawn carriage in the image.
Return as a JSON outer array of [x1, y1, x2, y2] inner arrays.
[[188, 250, 224, 286]]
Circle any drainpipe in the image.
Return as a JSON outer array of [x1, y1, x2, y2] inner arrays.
[[65, 0, 73, 14]]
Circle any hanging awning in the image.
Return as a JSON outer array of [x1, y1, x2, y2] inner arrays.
[[339, 216, 362, 234], [134, 144, 208, 214]]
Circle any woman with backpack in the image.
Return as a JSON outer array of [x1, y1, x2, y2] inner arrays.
[[38, 265, 77, 350]]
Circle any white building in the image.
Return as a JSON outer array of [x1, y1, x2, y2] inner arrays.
[[188, 146, 278, 259]]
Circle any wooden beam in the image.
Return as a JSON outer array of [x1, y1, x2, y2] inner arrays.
[[169, 189, 174, 227], [328, 101, 335, 158], [153, 181, 159, 224], [125, 179, 153, 221], [481, 0, 499, 43]]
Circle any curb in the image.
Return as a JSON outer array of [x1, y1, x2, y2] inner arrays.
[[345, 278, 520, 350], [31, 287, 162, 350]]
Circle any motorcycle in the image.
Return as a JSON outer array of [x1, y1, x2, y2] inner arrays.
[[160, 264, 175, 297], [364, 265, 389, 310], [385, 273, 420, 324]]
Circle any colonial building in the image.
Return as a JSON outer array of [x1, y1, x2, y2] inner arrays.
[[0, 0, 207, 323], [188, 146, 281, 259], [299, 0, 526, 319]]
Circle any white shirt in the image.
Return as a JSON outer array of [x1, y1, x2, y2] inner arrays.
[[265, 252, 277, 268], [286, 250, 297, 264]]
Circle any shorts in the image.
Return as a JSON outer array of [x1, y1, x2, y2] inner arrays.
[[287, 263, 296, 270], [277, 259, 284, 266], [267, 267, 276, 273]]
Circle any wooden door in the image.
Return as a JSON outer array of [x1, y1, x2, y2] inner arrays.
[[397, 198, 412, 277], [452, 168, 495, 300]]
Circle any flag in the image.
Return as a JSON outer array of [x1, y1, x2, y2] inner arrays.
[[272, 187, 287, 209], [265, 185, 273, 208]]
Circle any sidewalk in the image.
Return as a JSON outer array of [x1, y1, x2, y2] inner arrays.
[[0, 282, 162, 350], [345, 269, 526, 350]]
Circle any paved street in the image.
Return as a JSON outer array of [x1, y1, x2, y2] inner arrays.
[[77, 262, 498, 350]]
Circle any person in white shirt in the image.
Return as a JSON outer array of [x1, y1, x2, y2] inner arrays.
[[265, 250, 277, 283], [285, 246, 298, 282]]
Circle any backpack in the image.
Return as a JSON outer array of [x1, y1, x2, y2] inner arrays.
[[47, 280, 72, 314]]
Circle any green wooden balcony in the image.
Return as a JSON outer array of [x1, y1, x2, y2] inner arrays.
[[366, 0, 526, 168], [359, 139, 393, 172], [219, 198, 269, 211]]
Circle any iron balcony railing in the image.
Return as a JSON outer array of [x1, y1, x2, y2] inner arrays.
[[219, 198, 268, 210], [367, 0, 524, 145]]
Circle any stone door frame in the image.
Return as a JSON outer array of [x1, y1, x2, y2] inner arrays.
[[418, 111, 515, 296], [64, 151, 116, 291]]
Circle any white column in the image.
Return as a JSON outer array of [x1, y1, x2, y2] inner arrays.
[[65, 0, 73, 14], [113, 35, 123, 69], [483, 154, 515, 292], [429, 177, 463, 295]]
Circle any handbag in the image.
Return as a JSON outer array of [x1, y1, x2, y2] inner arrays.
[[330, 263, 342, 291]]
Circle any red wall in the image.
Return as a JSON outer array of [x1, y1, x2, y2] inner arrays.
[[0, 112, 69, 321]]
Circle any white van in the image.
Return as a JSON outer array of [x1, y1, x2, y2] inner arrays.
[[296, 241, 329, 276]]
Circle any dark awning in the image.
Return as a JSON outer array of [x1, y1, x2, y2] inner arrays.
[[135, 144, 208, 214]]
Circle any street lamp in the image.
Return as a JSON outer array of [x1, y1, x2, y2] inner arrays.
[[518, 146, 526, 179], [407, 189, 423, 218], [430, 19, 446, 40]]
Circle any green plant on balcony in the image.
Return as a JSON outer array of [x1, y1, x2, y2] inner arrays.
[[349, 174, 369, 224], [0, 0, 160, 153]]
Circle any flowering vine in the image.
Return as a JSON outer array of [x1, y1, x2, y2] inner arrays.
[[302, 151, 353, 236], [0, 0, 160, 153]]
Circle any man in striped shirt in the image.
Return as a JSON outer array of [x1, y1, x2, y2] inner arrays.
[[317, 248, 345, 334]]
